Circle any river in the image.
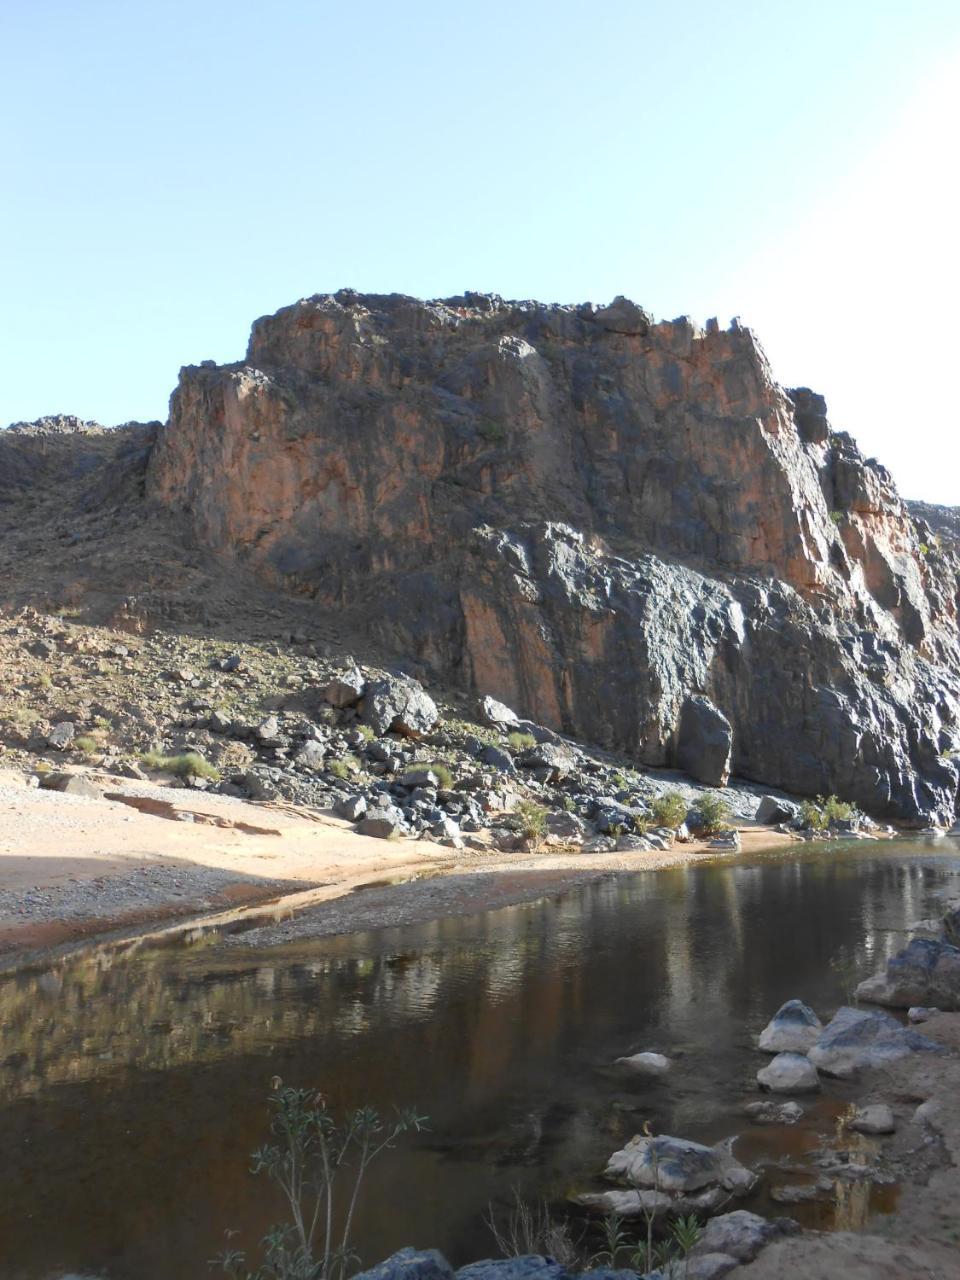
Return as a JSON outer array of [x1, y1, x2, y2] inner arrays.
[[1, 837, 957, 1279]]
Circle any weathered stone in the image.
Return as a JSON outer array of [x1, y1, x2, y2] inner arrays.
[[856, 937, 960, 1011], [362, 677, 438, 738], [323, 668, 366, 708], [335, 794, 367, 821], [456, 1260, 566, 1280], [518, 742, 574, 782], [756, 1052, 820, 1093], [47, 722, 76, 750], [39, 772, 100, 799], [755, 795, 799, 825], [293, 741, 326, 770], [545, 810, 587, 840], [677, 696, 732, 787], [615, 1051, 671, 1077], [352, 1248, 454, 1280], [850, 1104, 895, 1135], [743, 1100, 804, 1125], [604, 1134, 753, 1195], [758, 999, 823, 1053], [691, 1210, 797, 1263], [808, 1005, 942, 1078], [478, 695, 519, 728], [356, 813, 403, 839]]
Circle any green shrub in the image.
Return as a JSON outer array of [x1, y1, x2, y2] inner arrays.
[[800, 793, 854, 831], [651, 791, 688, 828], [140, 751, 220, 781], [328, 754, 361, 780], [422, 761, 454, 789], [822, 793, 854, 822], [356, 723, 374, 742], [799, 798, 827, 831], [515, 800, 548, 841], [73, 735, 100, 755], [507, 731, 537, 751], [694, 792, 730, 835]]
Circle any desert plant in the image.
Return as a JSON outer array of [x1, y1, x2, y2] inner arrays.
[[651, 791, 688, 829], [355, 724, 374, 743], [140, 751, 220, 781], [821, 793, 854, 823], [507, 731, 536, 752], [214, 1081, 426, 1280], [73, 735, 100, 755], [590, 1213, 632, 1269], [694, 792, 729, 835], [327, 755, 360, 781], [421, 761, 454, 789], [515, 799, 548, 842], [799, 794, 853, 831], [798, 798, 827, 831], [484, 1190, 582, 1267]]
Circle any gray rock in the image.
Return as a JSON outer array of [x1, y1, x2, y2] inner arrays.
[[480, 744, 515, 773], [604, 1134, 753, 1195], [743, 1100, 804, 1125], [240, 770, 278, 801], [907, 1006, 940, 1023], [616, 834, 653, 852], [39, 772, 100, 799], [478, 695, 519, 728], [456, 1260, 566, 1280], [294, 741, 327, 770], [335, 794, 367, 821], [518, 742, 574, 782], [707, 830, 741, 852], [545, 810, 587, 840], [323, 667, 366, 708], [362, 676, 438, 738], [808, 1005, 943, 1079], [47, 722, 76, 750], [755, 795, 799, 825], [691, 1210, 797, 1263], [677, 696, 732, 787], [581, 835, 616, 853], [256, 714, 280, 741], [402, 768, 440, 789], [758, 999, 823, 1053], [356, 813, 404, 839], [756, 1052, 820, 1093], [615, 1051, 671, 1077], [353, 1249, 454, 1280], [682, 1254, 739, 1280], [850, 1104, 895, 1135], [855, 937, 960, 1011]]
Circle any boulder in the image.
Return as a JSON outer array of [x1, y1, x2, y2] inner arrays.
[[614, 1051, 671, 1077], [849, 1104, 895, 1135], [323, 667, 366, 708], [707, 830, 741, 852], [47, 722, 76, 750], [335, 794, 367, 821], [855, 937, 960, 1010], [456, 1260, 566, 1280], [518, 742, 574, 782], [755, 795, 799, 825], [743, 1100, 804, 1125], [758, 1000, 823, 1053], [478, 695, 519, 728], [604, 1134, 754, 1195], [545, 810, 587, 840], [352, 1249, 454, 1280], [294, 741, 326, 770], [691, 1210, 798, 1264], [356, 810, 404, 839], [362, 677, 438, 738], [39, 772, 100, 799], [480, 744, 516, 773], [756, 1052, 820, 1093], [808, 1005, 942, 1079], [676, 696, 732, 787], [402, 768, 440, 789]]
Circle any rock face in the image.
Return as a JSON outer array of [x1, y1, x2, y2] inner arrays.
[[146, 291, 960, 822]]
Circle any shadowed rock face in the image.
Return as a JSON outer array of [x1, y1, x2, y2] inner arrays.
[[147, 290, 960, 821]]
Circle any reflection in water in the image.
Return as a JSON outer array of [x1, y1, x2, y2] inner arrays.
[[0, 840, 957, 1280]]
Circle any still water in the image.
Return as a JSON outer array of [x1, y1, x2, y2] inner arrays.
[[1, 839, 958, 1280]]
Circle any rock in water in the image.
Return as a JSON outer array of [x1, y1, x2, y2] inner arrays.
[[756, 1052, 820, 1093], [614, 1051, 671, 1077], [807, 1005, 942, 1078], [352, 1249, 454, 1280], [604, 1134, 754, 1194], [850, 1104, 895, 1135], [758, 999, 823, 1053], [856, 937, 960, 1011], [147, 292, 960, 823]]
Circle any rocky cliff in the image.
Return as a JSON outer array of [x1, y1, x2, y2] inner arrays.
[[146, 291, 960, 822]]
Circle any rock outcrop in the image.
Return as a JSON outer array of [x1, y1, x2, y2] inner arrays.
[[146, 291, 960, 821]]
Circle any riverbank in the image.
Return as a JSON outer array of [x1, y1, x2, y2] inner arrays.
[[0, 765, 799, 967]]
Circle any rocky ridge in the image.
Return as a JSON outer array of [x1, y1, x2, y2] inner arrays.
[[144, 291, 960, 823]]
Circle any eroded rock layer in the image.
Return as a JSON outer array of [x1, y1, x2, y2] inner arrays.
[[147, 291, 960, 821]]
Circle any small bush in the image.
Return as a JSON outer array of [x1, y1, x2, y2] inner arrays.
[[651, 791, 688, 828], [507, 731, 537, 752], [694, 792, 730, 835], [515, 799, 548, 841], [140, 751, 221, 781], [799, 798, 827, 831], [328, 754, 361, 780], [355, 723, 374, 742], [822, 793, 854, 822], [73, 735, 100, 755], [800, 793, 854, 831], [422, 761, 454, 789]]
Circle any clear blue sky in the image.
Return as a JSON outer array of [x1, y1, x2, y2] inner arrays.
[[4, 1, 959, 499]]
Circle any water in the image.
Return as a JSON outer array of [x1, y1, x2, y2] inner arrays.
[[0, 838, 957, 1280]]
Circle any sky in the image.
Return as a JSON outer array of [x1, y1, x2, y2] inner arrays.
[[3, 1, 959, 500]]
